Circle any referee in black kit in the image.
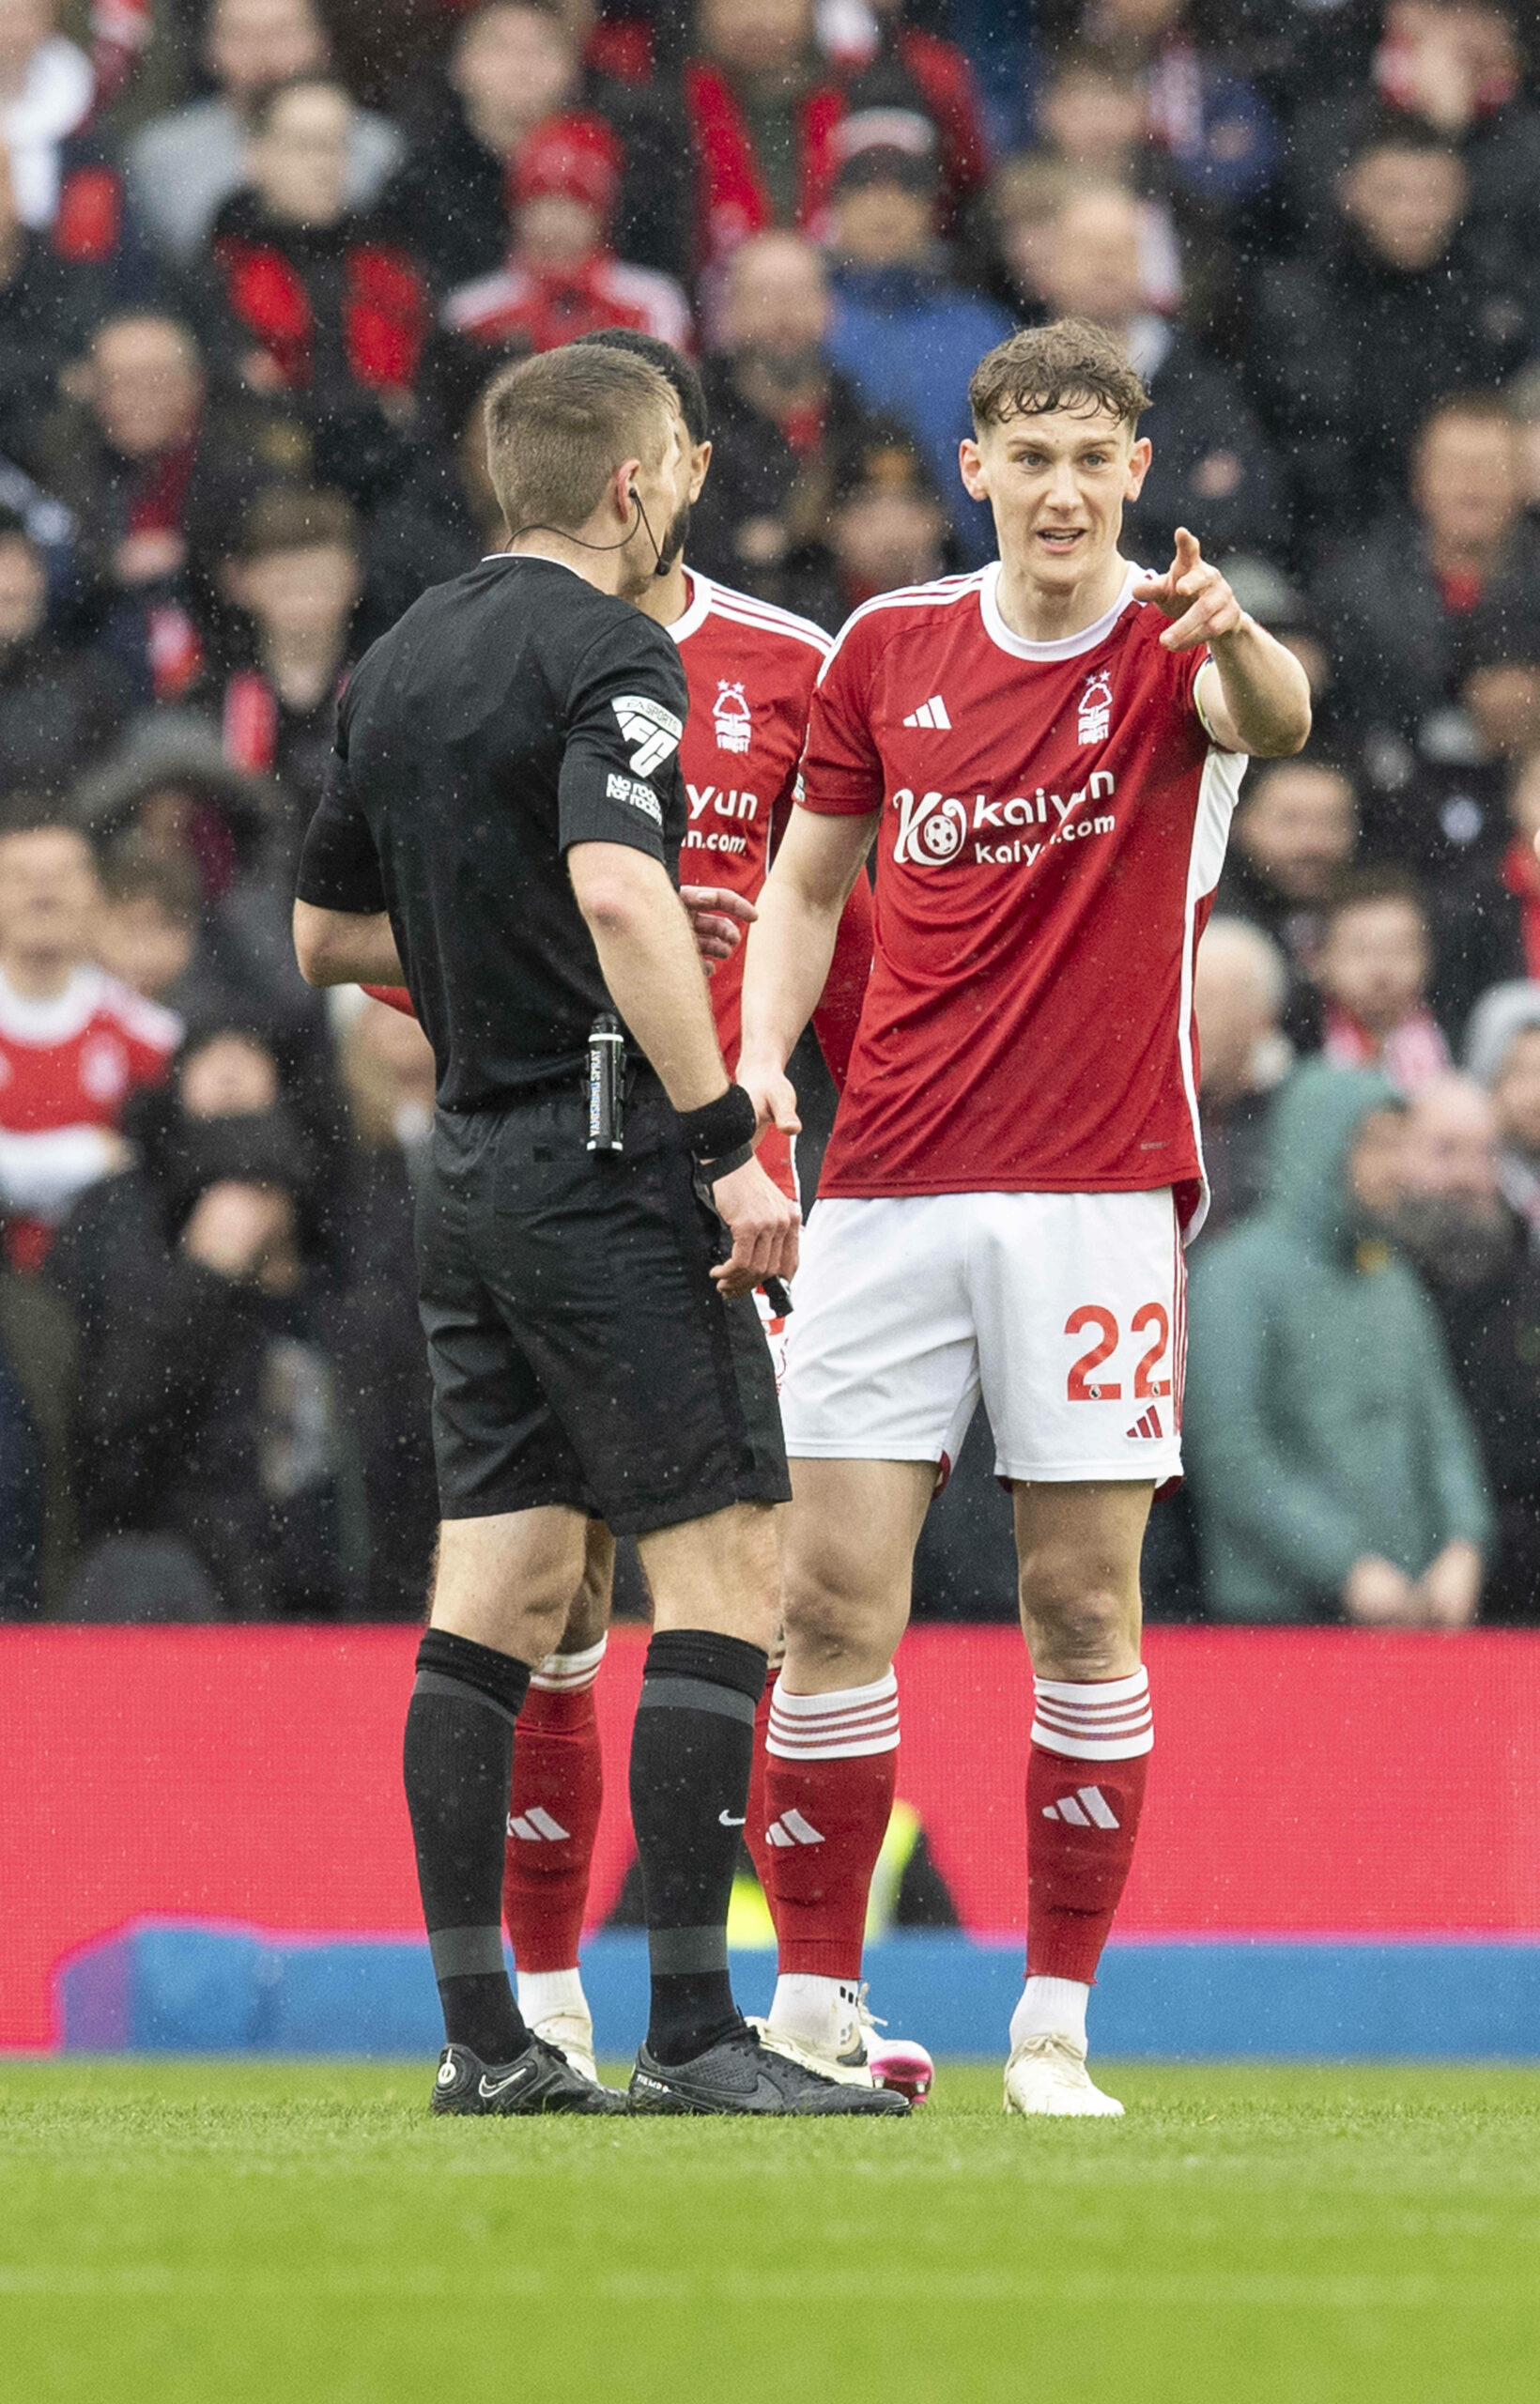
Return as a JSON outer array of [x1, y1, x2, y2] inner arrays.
[[293, 344, 902, 2119]]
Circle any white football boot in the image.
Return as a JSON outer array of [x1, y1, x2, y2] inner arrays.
[[527, 2006, 597, 2087], [1003, 2031, 1124, 2118], [753, 1978, 882, 2087]]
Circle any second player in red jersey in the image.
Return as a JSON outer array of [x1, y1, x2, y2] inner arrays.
[[669, 565, 870, 1199], [487, 330, 870, 2084]]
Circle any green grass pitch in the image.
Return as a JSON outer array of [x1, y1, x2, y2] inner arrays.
[[3, 2059, 1538, 2403]]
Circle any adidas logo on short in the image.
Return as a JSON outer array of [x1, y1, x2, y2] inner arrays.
[[1126, 1405, 1163, 1441], [901, 695, 950, 730], [1042, 1785, 1120, 1829], [507, 1806, 571, 1842], [765, 1808, 825, 1849]]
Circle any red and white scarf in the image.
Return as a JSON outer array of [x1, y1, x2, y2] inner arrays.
[[683, 59, 847, 270], [1322, 1004, 1450, 1095]]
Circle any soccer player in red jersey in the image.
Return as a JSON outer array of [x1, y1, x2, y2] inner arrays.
[[359, 331, 871, 2075], [736, 319, 1312, 2113]]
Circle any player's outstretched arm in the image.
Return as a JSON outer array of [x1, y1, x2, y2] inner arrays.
[[738, 807, 878, 1135], [1133, 528, 1311, 759]]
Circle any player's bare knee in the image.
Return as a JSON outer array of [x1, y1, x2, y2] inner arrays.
[[781, 1555, 901, 1681], [1017, 1555, 1134, 1679]]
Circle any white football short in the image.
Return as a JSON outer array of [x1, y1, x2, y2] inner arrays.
[[779, 1188, 1186, 1485]]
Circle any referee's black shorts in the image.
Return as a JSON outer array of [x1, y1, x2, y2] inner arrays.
[[415, 1076, 791, 1534]]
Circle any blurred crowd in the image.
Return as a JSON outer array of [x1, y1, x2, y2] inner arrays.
[[6, 0, 1540, 1626]]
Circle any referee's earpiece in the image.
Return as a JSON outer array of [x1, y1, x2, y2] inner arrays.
[[627, 484, 668, 577]]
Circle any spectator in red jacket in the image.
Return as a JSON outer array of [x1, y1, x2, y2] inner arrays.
[[439, 109, 690, 356], [203, 73, 430, 505], [0, 800, 179, 1273]]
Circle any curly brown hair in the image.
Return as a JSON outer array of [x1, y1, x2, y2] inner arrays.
[[968, 319, 1150, 434]]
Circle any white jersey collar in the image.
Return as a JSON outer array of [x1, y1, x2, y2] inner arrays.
[[0, 963, 105, 1046], [664, 566, 713, 647], [978, 558, 1140, 664]]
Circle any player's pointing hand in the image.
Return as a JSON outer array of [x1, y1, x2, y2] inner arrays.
[[1132, 528, 1244, 654]]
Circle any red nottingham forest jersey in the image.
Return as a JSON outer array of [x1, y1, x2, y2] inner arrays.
[[669, 570, 872, 1193], [669, 568, 830, 1070], [802, 561, 1247, 1232]]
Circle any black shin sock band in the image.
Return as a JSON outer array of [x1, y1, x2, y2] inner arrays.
[[629, 1629, 768, 2066], [404, 1629, 532, 2060]]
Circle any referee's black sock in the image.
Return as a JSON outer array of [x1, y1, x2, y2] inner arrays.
[[404, 1629, 532, 2063], [629, 1627, 768, 2066]]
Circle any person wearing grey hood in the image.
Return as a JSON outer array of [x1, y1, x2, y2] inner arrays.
[[1184, 1059, 1491, 1625], [1466, 979, 1540, 1249]]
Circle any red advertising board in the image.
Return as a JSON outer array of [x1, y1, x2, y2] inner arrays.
[[3, 1626, 1539, 2050]]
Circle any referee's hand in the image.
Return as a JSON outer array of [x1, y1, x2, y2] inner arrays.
[[710, 1153, 801, 1297]]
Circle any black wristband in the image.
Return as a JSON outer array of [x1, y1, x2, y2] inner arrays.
[[699, 1141, 753, 1184], [678, 1083, 757, 1164]]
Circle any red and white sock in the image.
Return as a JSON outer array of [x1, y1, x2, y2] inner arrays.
[[502, 1637, 606, 1996], [761, 1670, 899, 2041], [1018, 1666, 1153, 2037]]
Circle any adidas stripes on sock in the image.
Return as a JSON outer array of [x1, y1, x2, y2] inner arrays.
[[761, 1670, 899, 1980], [404, 1628, 531, 2062], [1026, 1666, 1152, 1989], [501, 1636, 606, 1976]]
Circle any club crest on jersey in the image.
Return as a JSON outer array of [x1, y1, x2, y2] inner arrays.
[[1078, 670, 1114, 747], [712, 680, 752, 754]]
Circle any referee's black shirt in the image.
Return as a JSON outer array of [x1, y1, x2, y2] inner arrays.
[[295, 554, 689, 1112]]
